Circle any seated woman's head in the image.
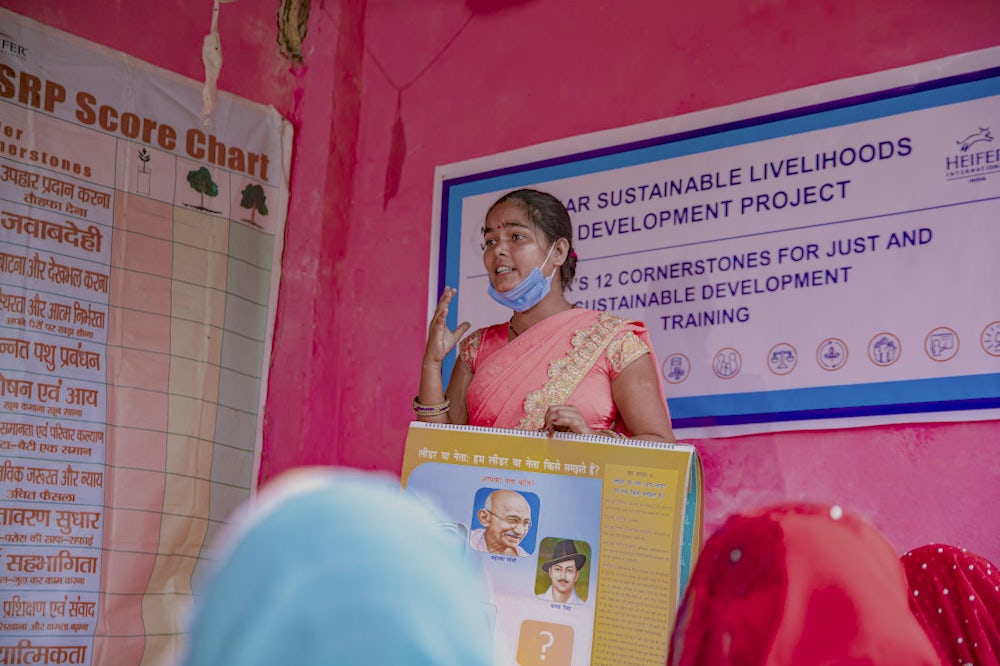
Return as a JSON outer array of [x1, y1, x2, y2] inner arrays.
[[668, 503, 941, 666], [183, 467, 495, 666]]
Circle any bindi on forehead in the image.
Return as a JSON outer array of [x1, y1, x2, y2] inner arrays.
[[483, 218, 533, 235]]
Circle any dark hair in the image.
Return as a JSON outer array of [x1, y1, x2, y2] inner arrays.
[[486, 188, 577, 288]]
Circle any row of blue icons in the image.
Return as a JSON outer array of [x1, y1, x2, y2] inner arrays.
[[661, 321, 1000, 383]]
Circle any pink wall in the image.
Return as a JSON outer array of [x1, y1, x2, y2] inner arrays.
[[7, 0, 999, 560]]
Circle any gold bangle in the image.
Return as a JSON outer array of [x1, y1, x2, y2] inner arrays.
[[412, 396, 450, 417], [598, 429, 626, 439]]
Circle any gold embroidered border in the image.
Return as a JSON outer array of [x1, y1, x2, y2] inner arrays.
[[518, 313, 629, 430], [607, 331, 649, 374], [459, 329, 483, 370]]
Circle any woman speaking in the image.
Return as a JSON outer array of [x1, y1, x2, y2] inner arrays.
[[415, 188, 674, 443]]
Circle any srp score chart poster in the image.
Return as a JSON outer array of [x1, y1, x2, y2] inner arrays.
[[0, 9, 290, 665], [431, 48, 1000, 438]]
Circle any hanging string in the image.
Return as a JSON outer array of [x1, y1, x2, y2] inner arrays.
[[367, 13, 476, 206], [200, 0, 225, 128], [366, 13, 475, 97]]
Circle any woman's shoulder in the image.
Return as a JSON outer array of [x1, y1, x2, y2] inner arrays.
[[458, 322, 509, 367], [460, 321, 508, 337], [466, 321, 509, 340]]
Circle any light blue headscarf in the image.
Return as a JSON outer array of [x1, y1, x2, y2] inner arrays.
[[183, 467, 495, 666]]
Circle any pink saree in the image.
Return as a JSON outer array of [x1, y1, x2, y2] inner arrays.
[[458, 309, 663, 433]]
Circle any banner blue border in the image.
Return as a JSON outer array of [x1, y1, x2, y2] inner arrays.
[[435, 67, 1000, 428]]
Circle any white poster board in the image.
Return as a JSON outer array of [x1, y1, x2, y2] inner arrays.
[[431, 49, 1000, 438]]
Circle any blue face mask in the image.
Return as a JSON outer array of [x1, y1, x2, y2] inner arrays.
[[487, 244, 558, 312]]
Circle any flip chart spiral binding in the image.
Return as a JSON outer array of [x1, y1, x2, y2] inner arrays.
[[410, 420, 689, 448]]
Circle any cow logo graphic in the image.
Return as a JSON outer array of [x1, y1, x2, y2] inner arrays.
[[946, 126, 998, 182], [956, 127, 993, 152]]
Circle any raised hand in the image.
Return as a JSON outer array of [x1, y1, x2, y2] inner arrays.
[[424, 287, 471, 365]]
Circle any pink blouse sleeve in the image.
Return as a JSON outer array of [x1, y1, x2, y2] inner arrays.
[[458, 329, 483, 371], [605, 329, 652, 379]]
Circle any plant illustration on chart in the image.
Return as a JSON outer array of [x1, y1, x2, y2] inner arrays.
[[239, 183, 269, 227], [136, 148, 152, 195], [185, 166, 221, 213]]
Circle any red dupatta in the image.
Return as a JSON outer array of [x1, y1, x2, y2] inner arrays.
[[668, 504, 943, 666]]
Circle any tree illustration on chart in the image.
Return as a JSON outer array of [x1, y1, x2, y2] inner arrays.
[[239, 183, 268, 227], [186, 166, 220, 213]]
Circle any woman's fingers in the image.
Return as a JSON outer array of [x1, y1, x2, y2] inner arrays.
[[428, 289, 452, 333], [542, 405, 592, 436], [431, 288, 459, 329], [425, 288, 469, 363], [437, 286, 456, 310], [452, 321, 471, 341]]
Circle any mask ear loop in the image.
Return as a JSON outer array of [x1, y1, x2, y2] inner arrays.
[[539, 242, 558, 278], [544, 239, 573, 284]]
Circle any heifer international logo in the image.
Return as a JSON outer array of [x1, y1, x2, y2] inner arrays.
[[0, 32, 27, 60], [945, 125, 998, 182], [957, 127, 993, 152]]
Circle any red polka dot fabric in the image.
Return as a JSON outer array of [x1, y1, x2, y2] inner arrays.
[[902, 544, 1000, 666]]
